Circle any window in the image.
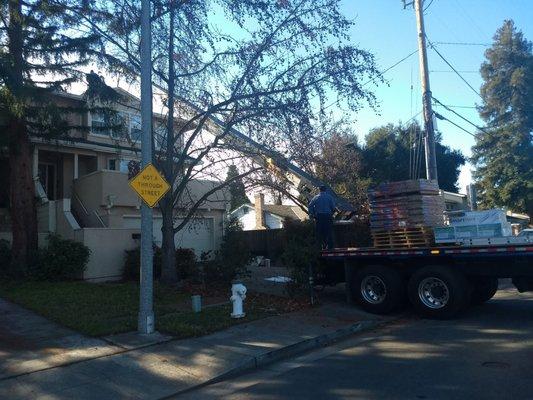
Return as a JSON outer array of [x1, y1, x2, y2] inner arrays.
[[108, 158, 134, 173], [154, 121, 167, 150], [38, 163, 56, 200], [111, 112, 128, 139], [119, 159, 131, 173], [108, 158, 117, 170], [130, 114, 142, 143], [91, 111, 127, 138], [91, 112, 109, 136]]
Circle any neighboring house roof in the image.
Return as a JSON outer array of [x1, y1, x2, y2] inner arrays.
[[231, 203, 307, 221], [262, 204, 307, 221]]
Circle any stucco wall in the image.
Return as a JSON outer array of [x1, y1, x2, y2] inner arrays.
[[75, 228, 140, 282]]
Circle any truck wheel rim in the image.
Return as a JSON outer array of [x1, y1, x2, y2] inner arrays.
[[361, 276, 387, 304], [418, 277, 449, 309]]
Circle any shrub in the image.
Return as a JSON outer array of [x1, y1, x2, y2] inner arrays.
[[123, 244, 162, 281], [175, 248, 197, 280], [201, 218, 252, 284], [33, 234, 90, 281], [280, 220, 319, 292], [0, 239, 11, 278]]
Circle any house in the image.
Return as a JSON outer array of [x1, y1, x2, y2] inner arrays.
[[441, 191, 469, 211], [0, 87, 229, 281], [231, 193, 308, 230]]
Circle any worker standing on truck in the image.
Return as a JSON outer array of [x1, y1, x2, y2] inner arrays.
[[308, 185, 336, 249]]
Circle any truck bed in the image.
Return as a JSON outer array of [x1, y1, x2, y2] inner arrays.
[[321, 243, 533, 278]]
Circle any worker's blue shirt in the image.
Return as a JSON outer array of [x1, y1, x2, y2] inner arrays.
[[308, 192, 336, 218]]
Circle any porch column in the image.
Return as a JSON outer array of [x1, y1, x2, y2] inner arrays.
[[74, 153, 79, 179]]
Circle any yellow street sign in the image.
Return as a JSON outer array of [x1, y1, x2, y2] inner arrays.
[[129, 163, 171, 208]]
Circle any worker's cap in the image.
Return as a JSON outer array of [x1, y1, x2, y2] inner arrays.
[[319, 185, 328, 192]]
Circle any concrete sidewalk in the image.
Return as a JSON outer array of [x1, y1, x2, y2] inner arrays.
[[0, 299, 123, 379], [0, 299, 386, 400]]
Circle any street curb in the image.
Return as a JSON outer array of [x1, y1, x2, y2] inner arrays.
[[160, 318, 386, 399]]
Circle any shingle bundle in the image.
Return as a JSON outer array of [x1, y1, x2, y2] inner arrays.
[[368, 179, 445, 232]]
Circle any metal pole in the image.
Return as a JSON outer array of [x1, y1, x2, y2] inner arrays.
[[138, 0, 154, 335], [414, 0, 438, 182]]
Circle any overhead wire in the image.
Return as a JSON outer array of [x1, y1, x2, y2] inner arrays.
[[432, 96, 488, 133], [423, 0, 435, 13], [434, 112, 476, 137], [322, 49, 419, 111], [426, 38, 482, 99], [433, 41, 489, 46]]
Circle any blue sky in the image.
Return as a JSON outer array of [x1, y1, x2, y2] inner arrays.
[[339, 0, 533, 191]]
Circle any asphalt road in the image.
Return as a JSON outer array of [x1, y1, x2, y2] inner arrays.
[[181, 285, 533, 400]]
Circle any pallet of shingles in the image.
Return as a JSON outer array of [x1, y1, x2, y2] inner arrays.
[[371, 227, 435, 248], [368, 179, 440, 199], [368, 179, 445, 247]]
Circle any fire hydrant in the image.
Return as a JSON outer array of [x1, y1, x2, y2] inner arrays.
[[230, 282, 247, 318]]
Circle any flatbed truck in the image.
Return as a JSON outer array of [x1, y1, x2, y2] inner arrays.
[[320, 243, 533, 318]]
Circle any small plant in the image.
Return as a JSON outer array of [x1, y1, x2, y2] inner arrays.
[[123, 244, 162, 281], [33, 234, 90, 281], [175, 248, 197, 280], [201, 216, 252, 284]]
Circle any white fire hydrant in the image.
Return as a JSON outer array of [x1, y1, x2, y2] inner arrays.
[[230, 282, 247, 318]]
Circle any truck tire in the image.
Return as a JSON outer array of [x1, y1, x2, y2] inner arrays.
[[354, 265, 406, 314], [408, 266, 470, 319], [470, 277, 498, 305]]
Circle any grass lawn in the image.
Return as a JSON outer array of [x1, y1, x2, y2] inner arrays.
[[0, 281, 305, 338]]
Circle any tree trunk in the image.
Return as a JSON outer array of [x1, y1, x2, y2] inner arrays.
[[9, 121, 38, 274], [160, 0, 178, 285], [7, 0, 38, 274], [160, 206, 178, 284]]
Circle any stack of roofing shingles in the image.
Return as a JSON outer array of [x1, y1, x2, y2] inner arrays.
[[368, 179, 445, 232]]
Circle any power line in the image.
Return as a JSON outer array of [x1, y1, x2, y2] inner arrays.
[[367, 49, 419, 87], [432, 96, 487, 133], [323, 49, 418, 111], [434, 112, 476, 137], [426, 38, 482, 98], [440, 104, 477, 109], [430, 70, 478, 73], [433, 41, 489, 46], [423, 0, 435, 13]]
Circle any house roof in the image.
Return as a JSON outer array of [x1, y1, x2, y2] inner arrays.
[[232, 203, 307, 221], [262, 204, 307, 221]]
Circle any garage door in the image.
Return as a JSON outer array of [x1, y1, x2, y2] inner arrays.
[[123, 216, 215, 256]]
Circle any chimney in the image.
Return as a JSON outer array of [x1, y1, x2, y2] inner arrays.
[[254, 193, 266, 230]]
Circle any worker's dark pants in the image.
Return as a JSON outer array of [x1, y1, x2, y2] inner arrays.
[[315, 213, 334, 250]]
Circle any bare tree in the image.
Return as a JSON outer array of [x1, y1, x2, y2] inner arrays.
[[77, 0, 381, 284]]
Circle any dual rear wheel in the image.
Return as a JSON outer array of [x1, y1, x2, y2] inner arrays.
[[352, 265, 498, 319]]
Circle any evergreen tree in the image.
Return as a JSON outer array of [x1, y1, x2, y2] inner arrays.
[[472, 20, 533, 215], [362, 123, 465, 193], [0, 1, 119, 271], [225, 165, 249, 211]]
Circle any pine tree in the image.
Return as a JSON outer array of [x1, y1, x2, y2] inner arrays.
[[362, 123, 466, 192], [472, 20, 533, 215], [226, 165, 250, 211], [0, 1, 119, 272]]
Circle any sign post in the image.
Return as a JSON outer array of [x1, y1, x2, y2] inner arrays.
[[138, 0, 155, 335]]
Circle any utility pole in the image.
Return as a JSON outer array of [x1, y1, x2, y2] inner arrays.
[[138, 0, 155, 335], [412, 0, 438, 182]]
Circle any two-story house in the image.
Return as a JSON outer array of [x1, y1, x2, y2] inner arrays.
[[0, 87, 229, 281]]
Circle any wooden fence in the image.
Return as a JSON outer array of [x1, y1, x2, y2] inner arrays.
[[230, 221, 371, 260]]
